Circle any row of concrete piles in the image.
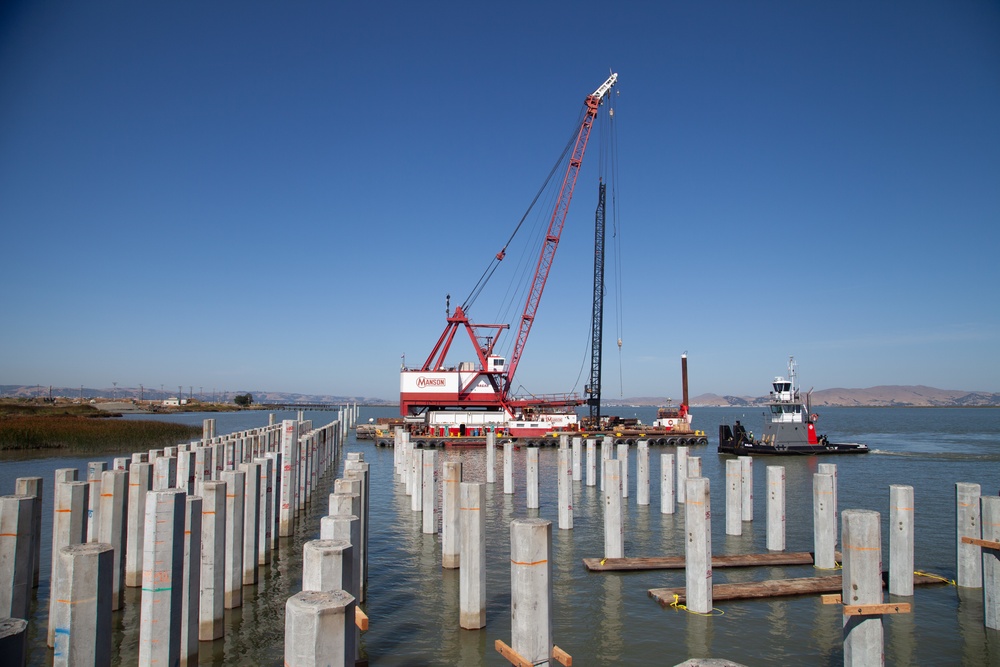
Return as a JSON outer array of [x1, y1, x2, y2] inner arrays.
[[284, 450, 371, 666], [387, 429, 1000, 667], [0, 408, 355, 667]]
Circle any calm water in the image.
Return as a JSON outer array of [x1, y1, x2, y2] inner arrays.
[[2, 406, 999, 665]]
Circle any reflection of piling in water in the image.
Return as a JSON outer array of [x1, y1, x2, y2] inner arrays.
[[766, 466, 785, 552], [889, 484, 914, 596]]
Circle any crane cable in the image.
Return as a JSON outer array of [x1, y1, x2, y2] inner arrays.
[[610, 89, 625, 399], [461, 111, 587, 315]]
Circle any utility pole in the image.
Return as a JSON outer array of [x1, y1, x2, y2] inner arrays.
[[140, 384, 144, 402], [113, 381, 117, 400]]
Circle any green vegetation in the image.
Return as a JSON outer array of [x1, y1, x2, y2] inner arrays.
[[0, 400, 202, 453], [234, 393, 254, 407]]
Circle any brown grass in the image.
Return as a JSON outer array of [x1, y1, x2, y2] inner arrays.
[[0, 415, 202, 453]]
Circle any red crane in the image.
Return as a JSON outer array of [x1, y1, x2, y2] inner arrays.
[[402, 73, 618, 420]]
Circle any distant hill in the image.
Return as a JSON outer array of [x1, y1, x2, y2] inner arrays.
[[3, 384, 998, 408]]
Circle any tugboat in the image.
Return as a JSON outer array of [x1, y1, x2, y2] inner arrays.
[[718, 357, 869, 455]]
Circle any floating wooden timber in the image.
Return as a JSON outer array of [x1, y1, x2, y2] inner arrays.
[[584, 551, 819, 572], [649, 571, 949, 607]]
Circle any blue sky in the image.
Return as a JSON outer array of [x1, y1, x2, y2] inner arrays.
[[2, 1, 998, 401]]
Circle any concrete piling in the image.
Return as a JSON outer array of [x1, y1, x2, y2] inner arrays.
[[503, 442, 513, 495], [422, 450, 438, 534], [410, 450, 423, 512], [526, 448, 539, 510], [983, 495, 1000, 630], [676, 446, 688, 504], [486, 431, 496, 484], [177, 450, 197, 496], [199, 481, 227, 641], [684, 476, 712, 614], [813, 473, 836, 570], [319, 514, 361, 613], [48, 480, 88, 647], [636, 441, 650, 506], [279, 420, 298, 537], [739, 456, 754, 522], [284, 590, 355, 667], [600, 438, 611, 491], [220, 470, 245, 609], [889, 484, 915, 596], [617, 443, 629, 499], [343, 455, 370, 590], [841, 509, 883, 667], [13, 477, 42, 588], [687, 456, 701, 480], [181, 496, 202, 667], [0, 496, 34, 621], [51, 542, 113, 667], [153, 455, 177, 491], [302, 539, 353, 596], [586, 439, 596, 487], [125, 462, 152, 587], [97, 470, 128, 610], [0, 618, 28, 667], [138, 489, 186, 667], [86, 461, 107, 542], [459, 482, 485, 630], [603, 459, 624, 558], [725, 459, 742, 536], [661, 453, 675, 515], [572, 436, 582, 482], [558, 447, 572, 530], [766, 466, 785, 552], [442, 461, 462, 568], [510, 518, 552, 666], [255, 457, 273, 566], [956, 482, 982, 588], [240, 462, 261, 586]]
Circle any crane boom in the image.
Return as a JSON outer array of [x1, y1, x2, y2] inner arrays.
[[502, 72, 617, 399]]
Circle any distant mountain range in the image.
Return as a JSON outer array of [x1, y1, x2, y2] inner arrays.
[[617, 385, 1000, 408], [3, 384, 998, 408]]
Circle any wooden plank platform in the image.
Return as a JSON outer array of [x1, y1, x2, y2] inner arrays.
[[584, 551, 818, 572], [649, 572, 948, 607]]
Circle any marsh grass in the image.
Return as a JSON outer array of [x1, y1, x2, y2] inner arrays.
[[0, 415, 202, 453]]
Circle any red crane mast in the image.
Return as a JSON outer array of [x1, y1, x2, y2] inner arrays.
[[502, 73, 618, 401]]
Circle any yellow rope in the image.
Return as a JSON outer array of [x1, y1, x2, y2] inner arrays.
[[814, 561, 842, 571], [669, 594, 724, 616], [914, 570, 956, 586]]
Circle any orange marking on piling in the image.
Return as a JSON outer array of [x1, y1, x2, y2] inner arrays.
[[510, 558, 548, 566]]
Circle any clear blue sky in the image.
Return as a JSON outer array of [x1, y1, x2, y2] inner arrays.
[[2, 1, 998, 401]]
